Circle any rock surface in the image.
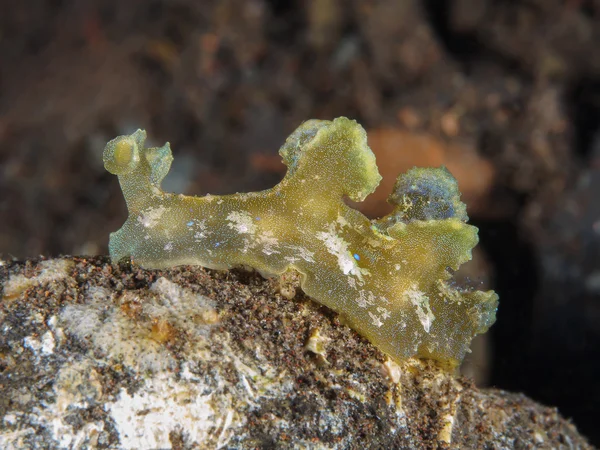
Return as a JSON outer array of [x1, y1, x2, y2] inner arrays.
[[0, 257, 591, 449]]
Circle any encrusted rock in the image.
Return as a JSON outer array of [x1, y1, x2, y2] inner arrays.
[[0, 257, 590, 449]]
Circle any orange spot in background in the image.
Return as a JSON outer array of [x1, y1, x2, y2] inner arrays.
[[82, 14, 107, 49], [250, 152, 286, 174], [360, 128, 495, 218], [201, 33, 220, 53], [147, 40, 179, 68]]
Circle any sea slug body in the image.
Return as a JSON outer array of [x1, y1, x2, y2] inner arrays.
[[103, 117, 498, 367]]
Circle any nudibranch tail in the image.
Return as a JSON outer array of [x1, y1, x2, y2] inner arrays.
[[104, 117, 498, 368]]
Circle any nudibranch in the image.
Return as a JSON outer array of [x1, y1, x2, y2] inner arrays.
[[103, 117, 498, 367]]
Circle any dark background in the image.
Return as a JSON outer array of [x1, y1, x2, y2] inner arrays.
[[1, 0, 599, 445]]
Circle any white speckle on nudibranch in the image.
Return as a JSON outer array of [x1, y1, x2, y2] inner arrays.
[[227, 211, 257, 235], [405, 285, 435, 333], [138, 206, 167, 228], [103, 117, 498, 367], [316, 224, 370, 280]]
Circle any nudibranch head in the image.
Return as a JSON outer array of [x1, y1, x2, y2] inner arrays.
[[104, 129, 173, 190], [103, 129, 145, 175]]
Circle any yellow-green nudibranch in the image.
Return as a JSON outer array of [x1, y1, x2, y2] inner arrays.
[[103, 117, 498, 368]]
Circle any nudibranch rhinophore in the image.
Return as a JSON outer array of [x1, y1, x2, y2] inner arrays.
[[103, 117, 498, 367]]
